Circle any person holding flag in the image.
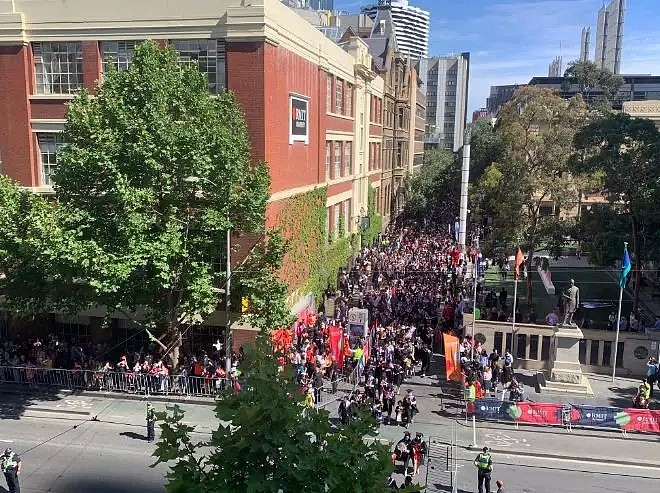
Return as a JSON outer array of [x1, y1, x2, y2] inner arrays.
[[613, 242, 631, 381]]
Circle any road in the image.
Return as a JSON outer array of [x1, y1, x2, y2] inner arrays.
[[452, 452, 660, 493], [1, 385, 659, 492]]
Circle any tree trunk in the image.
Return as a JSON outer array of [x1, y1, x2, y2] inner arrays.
[[169, 327, 182, 368], [631, 216, 640, 313]]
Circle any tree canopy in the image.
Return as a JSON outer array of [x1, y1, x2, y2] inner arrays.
[[403, 148, 459, 224], [474, 86, 589, 304], [572, 113, 660, 309], [154, 337, 394, 493], [0, 41, 289, 360]]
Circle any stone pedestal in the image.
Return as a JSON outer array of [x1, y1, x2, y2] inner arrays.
[[541, 324, 593, 395]]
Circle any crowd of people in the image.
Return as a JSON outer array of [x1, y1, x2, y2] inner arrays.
[[0, 332, 244, 395]]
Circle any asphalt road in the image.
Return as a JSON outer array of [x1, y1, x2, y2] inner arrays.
[[453, 453, 660, 493]]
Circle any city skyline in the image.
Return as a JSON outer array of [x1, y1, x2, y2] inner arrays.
[[334, 0, 660, 114]]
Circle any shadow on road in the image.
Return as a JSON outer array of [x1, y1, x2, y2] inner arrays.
[[58, 477, 162, 493], [119, 431, 148, 441], [431, 483, 472, 493], [606, 384, 639, 408], [0, 385, 63, 420]]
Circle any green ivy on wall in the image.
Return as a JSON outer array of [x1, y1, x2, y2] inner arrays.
[[361, 185, 383, 247], [277, 187, 360, 303]]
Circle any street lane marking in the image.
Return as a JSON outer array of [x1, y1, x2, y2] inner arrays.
[[484, 431, 530, 448], [0, 440, 14, 443]]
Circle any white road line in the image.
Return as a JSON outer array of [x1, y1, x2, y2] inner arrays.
[[499, 454, 660, 471], [0, 440, 14, 443]]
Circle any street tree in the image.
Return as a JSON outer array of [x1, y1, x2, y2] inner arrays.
[[478, 86, 589, 305], [572, 113, 660, 310], [404, 148, 459, 224], [0, 41, 284, 362], [153, 337, 394, 493], [563, 60, 623, 112]]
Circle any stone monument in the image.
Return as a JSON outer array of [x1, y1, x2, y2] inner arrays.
[[540, 280, 593, 394]]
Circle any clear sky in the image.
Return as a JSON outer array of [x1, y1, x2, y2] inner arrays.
[[333, 0, 660, 114]]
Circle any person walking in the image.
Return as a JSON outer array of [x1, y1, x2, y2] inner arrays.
[[1, 448, 21, 493], [474, 446, 492, 493], [146, 402, 156, 442]]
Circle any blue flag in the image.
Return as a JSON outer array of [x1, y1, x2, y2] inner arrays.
[[619, 247, 631, 289]]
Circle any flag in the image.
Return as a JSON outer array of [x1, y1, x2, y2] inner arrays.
[[514, 248, 524, 280], [619, 246, 631, 289], [442, 333, 462, 383]]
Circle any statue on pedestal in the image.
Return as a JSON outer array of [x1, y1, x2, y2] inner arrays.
[[562, 279, 580, 326]]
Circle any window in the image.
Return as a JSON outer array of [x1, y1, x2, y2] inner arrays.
[[333, 205, 340, 237], [345, 83, 353, 117], [343, 200, 350, 234], [37, 133, 65, 186], [326, 207, 331, 237], [334, 142, 342, 178], [102, 41, 138, 72], [616, 342, 624, 367], [327, 76, 333, 113], [344, 142, 352, 175], [33, 42, 83, 94], [578, 339, 587, 364], [335, 78, 343, 114], [516, 334, 526, 359], [494, 332, 503, 355], [325, 142, 331, 181], [171, 39, 225, 94]]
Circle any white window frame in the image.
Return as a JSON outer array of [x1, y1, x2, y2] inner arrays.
[[171, 39, 226, 94], [37, 133, 65, 186], [33, 42, 83, 95]]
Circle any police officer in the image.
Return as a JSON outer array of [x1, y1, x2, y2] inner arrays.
[[473, 446, 492, 493], [1, 448, 21, 493], [146, 402, 156, 442]]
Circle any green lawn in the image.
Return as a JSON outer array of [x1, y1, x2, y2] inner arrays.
[[481, 265, 632, 330]]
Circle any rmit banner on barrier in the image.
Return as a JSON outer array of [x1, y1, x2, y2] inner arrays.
[[473, 398, 660, 434]]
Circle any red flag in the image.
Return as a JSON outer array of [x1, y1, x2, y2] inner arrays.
[[442, 333, 461, 382], [514, 248, 524, 280], [329, 325, 343, 368]]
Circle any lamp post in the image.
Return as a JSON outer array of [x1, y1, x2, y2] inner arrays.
[[184, 175, 232, 373]]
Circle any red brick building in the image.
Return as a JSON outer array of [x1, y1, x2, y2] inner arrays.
[[0, 0, 384, 344]]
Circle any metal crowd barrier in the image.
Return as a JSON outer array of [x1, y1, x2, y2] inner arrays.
[[0, 365, 231, 397]]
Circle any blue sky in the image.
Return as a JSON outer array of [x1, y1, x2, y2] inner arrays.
[[334, 0, 660, 114]]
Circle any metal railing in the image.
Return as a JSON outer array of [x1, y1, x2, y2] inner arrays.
[[0, 365, 231, 397]]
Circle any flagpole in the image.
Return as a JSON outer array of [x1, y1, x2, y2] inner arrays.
[[612, 241, 628, 382], [471, 235, 479, 361], [512, 278, 518, 355]]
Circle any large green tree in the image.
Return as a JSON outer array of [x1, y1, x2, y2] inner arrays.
[[563, 60, 624, 111], [572, 113, 660, 310], [403, 148, 459, 223], [477, 86, 589, 305], [154, 337, 394, 493], [0, 41, 289, 361]]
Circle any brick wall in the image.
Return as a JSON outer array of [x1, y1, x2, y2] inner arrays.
[[0, 45, 38, 185]]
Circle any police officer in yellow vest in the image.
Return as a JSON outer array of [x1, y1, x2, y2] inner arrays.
[[1, 448, 21, 493], [473, 446, 492, 493], [146, 402, 156, 443]]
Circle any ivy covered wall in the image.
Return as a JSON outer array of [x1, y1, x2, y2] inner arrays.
[[277, 187, 363, 303], [361, 185, 383, 247]]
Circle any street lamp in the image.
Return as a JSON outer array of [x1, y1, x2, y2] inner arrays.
[[184, 175, 232, 373]]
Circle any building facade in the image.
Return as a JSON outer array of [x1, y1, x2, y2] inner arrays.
[[547, 56, 562, 77], [0, 0, 385, 340], [579, 26, 591, 62], [528, 75, 660, 110], [420, 53, 470, 152], [594, 0, 626, 74], [486, 84, 520, 116], [361, 0, 429, 60], [410, 65, 426, 172]]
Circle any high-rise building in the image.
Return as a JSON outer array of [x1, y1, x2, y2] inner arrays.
[[580, 27, 591, 62], [486, 84, 520, 115], [548, 56, 563, 77], [281, 0, 333, 9], [420, 53, 470, 152], [362, 0, 430, 59], [594, 0, 626, 74]]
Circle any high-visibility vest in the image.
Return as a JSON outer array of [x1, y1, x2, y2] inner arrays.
[[475, 453, 491, 470], [2, 453, 18, 471]]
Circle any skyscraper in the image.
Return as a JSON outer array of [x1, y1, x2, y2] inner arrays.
[[594, 0, 625, 73], [580, 27, 590, 62], [548, 56, 563, 77], [420, 53, 470, 152], [362, 0, 430, 59]]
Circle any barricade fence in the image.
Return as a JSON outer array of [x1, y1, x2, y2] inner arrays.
[[469, 397, 660, 435], [0, 365, 234, 397]]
